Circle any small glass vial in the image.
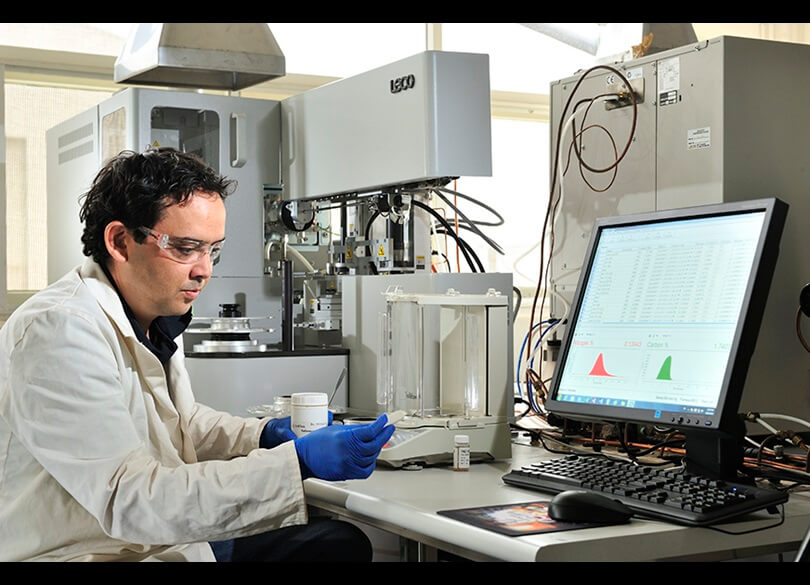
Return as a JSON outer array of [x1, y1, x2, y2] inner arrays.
[[453, 434, 470, 471]]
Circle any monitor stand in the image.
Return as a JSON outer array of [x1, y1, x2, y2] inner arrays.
[[683, 418, 746, 482]]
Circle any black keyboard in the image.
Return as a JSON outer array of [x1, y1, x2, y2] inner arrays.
[[502, 455, 788, 526]]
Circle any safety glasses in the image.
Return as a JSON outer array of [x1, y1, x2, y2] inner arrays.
[[136, 227, 224, 265]]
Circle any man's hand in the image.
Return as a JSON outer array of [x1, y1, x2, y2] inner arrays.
[[294, 415, 395, 481]]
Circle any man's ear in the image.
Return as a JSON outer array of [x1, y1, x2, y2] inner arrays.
[[104, 221, 130, 263]]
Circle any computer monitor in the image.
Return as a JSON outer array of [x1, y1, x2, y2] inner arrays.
[[546, 198, 788, 478]]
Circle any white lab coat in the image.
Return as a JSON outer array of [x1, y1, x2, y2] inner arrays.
[[0, 259, 307, 561]]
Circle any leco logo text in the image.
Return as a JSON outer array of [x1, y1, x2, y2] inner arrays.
[[390, 74, 416, 94]]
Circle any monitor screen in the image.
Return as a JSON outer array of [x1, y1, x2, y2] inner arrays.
[[547, 198, 787, 433]]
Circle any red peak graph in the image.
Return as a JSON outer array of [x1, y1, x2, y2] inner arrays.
[[588, 353, 615, 377]]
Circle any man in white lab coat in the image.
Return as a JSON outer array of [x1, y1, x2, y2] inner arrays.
[[0, 148, 394, 561]]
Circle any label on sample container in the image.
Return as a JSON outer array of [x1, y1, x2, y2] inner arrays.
[[453, 445, 470, 471], [290, 393, 328, 437], [687, 127, 711, 150]]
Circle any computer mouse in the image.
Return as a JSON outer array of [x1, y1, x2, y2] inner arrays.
[[547, 490, 634, 525]]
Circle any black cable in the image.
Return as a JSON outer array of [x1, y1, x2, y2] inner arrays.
[[537, 432, 579, 455], [512, 398, 532, 421], [797, 307, 810, 353], [563, 94, 618, 176], [571, 123, 619, 193], [565, 93, 622, 193], [433, 228, 480, 271], [616, 422, 639, 463], [567, 78, 637, 175], [431, 189, 504, 255], [610, 423, 686, 465], [363, 210, 381, 275], [412, 200, 478, 273], [454, 235, 485, 273], [436, 186, 505, 227], [705, 504, 785, 536], [800, 284, 810, 316], [434, 228, 485, 273], [404, 186, 505, 228], [431, 250, 452, 272], [526, 65, 638, 414], [538, 433, 655, 465], [755, 434, 781, 472], [631, 439, 687, 458], [543, 420, 684, 467], [632, 456, 681, 467], [364, 210, 381, 242], [432, 223, 497, 262], [433, 190, 504, 256], [512, 286, 522, 321], [402, 187, 503, 264], [613, 423, 685, 464], [741, 465, 810, 487], [443, 222, 505, 254]]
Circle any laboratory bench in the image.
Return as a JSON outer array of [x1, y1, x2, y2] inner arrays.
[[303, 442, 810, 562]]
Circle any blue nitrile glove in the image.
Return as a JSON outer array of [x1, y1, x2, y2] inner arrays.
[[294, 414, 395, 481], [260, 412, 335, 449], [260, 417, 297, 449]]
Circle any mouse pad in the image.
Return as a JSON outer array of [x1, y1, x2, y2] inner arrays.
[[437, 501, 597, 536]]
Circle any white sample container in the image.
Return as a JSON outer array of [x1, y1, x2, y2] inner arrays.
[[453, 434, 470, 471], [291, 392, 329, 437]]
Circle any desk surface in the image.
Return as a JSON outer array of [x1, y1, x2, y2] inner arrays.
[[304, 442, 810, 562]]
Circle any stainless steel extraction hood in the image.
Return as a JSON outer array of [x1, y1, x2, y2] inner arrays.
[[114, 23, 286, 90]]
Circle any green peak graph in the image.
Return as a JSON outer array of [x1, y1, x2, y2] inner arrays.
[[656, 356, 673, 381]]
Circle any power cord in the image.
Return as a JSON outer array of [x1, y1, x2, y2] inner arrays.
[[704, 504, 785, 536]]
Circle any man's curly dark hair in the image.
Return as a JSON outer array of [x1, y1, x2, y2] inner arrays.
[[79, 148, 236, 265]]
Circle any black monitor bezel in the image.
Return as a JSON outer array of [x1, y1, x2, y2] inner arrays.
[[546, 198, 787, 434]]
